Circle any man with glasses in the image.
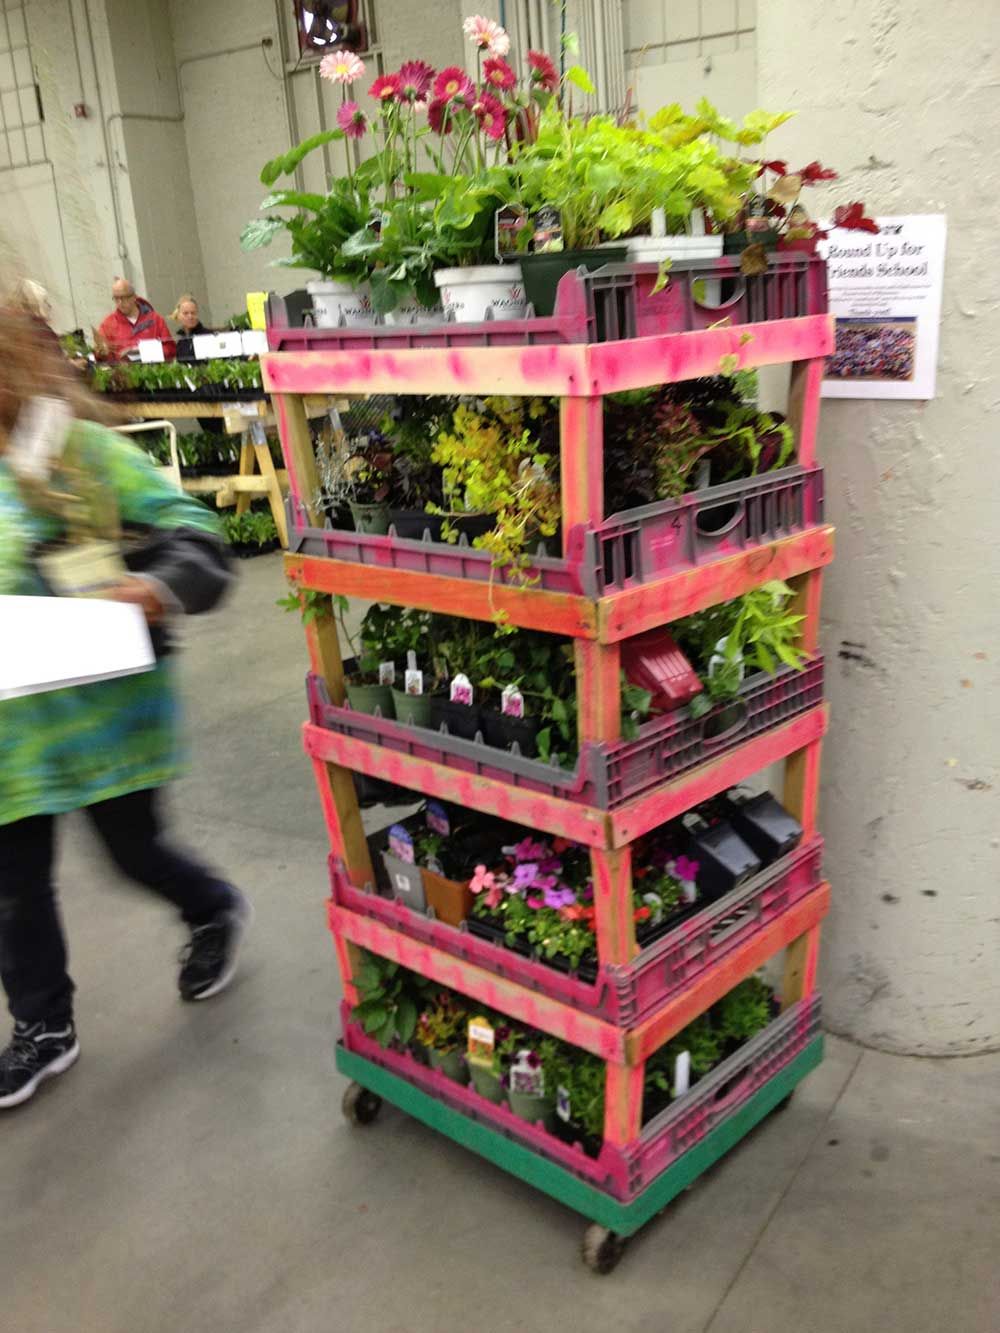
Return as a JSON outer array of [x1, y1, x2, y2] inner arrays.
[[97, 278, 176, 361]]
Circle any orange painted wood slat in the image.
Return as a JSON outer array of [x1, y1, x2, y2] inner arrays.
[[285, 553, 598, 639], [329, 904, 626, 1061], [598, 526, 835, 643], [603, 1060, 645, 1148], [586, 315, 835, 393], [304, 721, 612, 847], [783, 736, 824, 838], [782, 923, 823, 1009], [787, 357, 826, 470], [628, 882, 830, 1061], [560, 396, 604, 532], [575, 640, 621, 746], [609, 705, 829, 847], [591, 847, 637, 966]]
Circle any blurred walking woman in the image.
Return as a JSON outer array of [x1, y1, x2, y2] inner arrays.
[[0, 308, 252, 1109]]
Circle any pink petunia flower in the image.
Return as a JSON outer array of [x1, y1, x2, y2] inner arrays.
[[474, 91, 508, 140], [512, 862, 540, 891], [470, 864, 494, 893], [337, 101, 368, 139], [543, 884, 577, 910], [320, 50, 366, 85], [396, 60, 435, 102], [369, 72, 401, 101], [527, 49, 558, 92], [483, 56, 517, 91], [508, 836, 549, 863], [427, 98, 452, 134], [526, 896, 544, 910], [463, 15, 511, 55], [672, 855, 700, 884], [433, 66, 475, 105]]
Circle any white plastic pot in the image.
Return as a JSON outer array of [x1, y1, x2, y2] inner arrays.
[[434, 265, 527, 325], [384, 298, 443, 326], [306, 279, 373, 328]]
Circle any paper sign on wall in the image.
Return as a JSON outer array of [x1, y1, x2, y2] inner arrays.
[[821, 213, 947, 401]]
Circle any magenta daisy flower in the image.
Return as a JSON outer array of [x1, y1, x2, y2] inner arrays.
[[396, 60, 435, 102], [483, 56, 517, 91], [527, 49, 558, 92], [369, 72, 401, 102], [463, 15, 510, 56], [433, 66, 475, 105], [337, 101, 368, 139], [474, 92, 508, 140], [427, 98, 452, 134], [319, 50, 365, 85]]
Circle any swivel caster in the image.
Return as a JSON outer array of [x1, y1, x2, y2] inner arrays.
[[581, 1223, 626, 1274], [342, 1081, 383, 1126]]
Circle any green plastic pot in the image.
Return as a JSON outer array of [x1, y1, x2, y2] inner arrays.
[[428, 1047, 469, 1085], [507, 1089, 556, 1131], [349, 500, 390, 535], [520, 246, 627, 317], [390, 687, 434, 728], [468, 1061, 505, 1104], [345, 678, 395, 718]]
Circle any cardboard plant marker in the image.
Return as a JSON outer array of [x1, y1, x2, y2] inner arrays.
[[387, 823, 415, 864]]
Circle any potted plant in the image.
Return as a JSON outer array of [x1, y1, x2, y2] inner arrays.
[[382, 397, 451, 540], [466, 1012, 506, 1103], [339, 600, 398, 717], [349, 950, 434, 1048], [414, 990, 470, 1083]]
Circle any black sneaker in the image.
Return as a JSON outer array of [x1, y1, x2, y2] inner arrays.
[[0, 1020, 80, 1109], [178, 890, 254, 1001]]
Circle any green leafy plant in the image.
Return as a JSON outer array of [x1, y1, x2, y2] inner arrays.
[[714, 975, 774, 1047], [414, 990, 468, 1053], [90, 360, 262, 396], [222, 510, 279, 549], [240, 175, 376, 283], [349, 951, 434, 1048]]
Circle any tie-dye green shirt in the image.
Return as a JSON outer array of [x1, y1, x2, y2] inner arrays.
[[0, 420, 221, 826]]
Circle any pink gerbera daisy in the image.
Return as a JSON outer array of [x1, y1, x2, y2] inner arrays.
[[427, 98, 452, 134], [483, 56, 517, 91], [369, 72, 400, 102], [463, 15, 510, 55], [319, 50, 365, 85], [337, 100, 367, 139], [433, 66, 475, 105], [396, 59, 435, 102], [473, 91, 508, 139], [527, 49, 558, 92]]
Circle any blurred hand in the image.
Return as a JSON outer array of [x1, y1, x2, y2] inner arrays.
[[103, 577, 165, 625]]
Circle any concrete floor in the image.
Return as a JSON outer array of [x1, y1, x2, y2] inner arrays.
[[4, 555, 999, 1333]]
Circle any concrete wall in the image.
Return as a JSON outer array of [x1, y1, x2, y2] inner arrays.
[[759, 0, 1000, 1054], [623, 0, 756, 119]]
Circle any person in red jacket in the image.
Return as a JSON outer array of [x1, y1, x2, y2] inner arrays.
[[96, 278, 176, 361]]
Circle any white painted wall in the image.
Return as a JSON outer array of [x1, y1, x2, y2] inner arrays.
[[759, 0, 1000, 1055], [623, 0, 756, 119]]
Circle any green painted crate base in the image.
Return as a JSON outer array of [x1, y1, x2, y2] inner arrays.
[[336, 1034, 824, 1237]]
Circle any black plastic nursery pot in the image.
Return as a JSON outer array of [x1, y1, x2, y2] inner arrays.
[[724, 790, 803, 863], [429, 695, 482, 741], [687, 821, 761, 898], [520, 247, 628, 317], [387, 509, 446, 541], [448, 511, 495, 543], [480, 708, 541, 758], [722, 229, 780, 255]]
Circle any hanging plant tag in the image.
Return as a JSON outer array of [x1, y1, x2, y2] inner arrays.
[[426, 801, 450, 837], [509, 1050, 544, 1097], [467, 1017, 495, 1064], [501, 684, 524, 719], [405, 668, 424, 696], [378, 660, 396, 685], [673, 1050, 691, 1098], [450, 673, 474, 706], [495, 204, 528, 260], [387, 824, 415, 864], [556, 1084, 572, 1122], [531, 205, 564, 254]]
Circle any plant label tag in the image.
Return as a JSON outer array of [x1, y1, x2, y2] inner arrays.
[[138, 339, 165, 364], [450, 673, 474, 706], [250, 419, 267, 446], [378, 660, 396, 685], [183, 375, 198, 393], [426, 801, 450, 837], [501, 685, 524, 719], [682, 878, 698, 904], [405, 668, 423, 696], [673, 1050, 691, 1098], [240, 330, 268, 357], [387, 824, 414, 864], [192, 334, 222, 360], [495, 204, 528, 260], [556, 1084, 572, 1122], [510, 1050, 544, 1096], [531, 205, 564, 254], [467, 1018, 495, 1064]]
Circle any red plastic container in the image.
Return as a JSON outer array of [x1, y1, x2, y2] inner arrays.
[[622, 628, 702, 711]]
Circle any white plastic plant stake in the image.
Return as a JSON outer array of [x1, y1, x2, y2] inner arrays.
[[450, 673, 474, 706], [501, 684, 524, 718], [378, 661, 396, 685], [404, 650, 423, 697], [673, 1050, 691, 1098]]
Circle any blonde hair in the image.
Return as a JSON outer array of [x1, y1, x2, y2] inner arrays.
[[171, 293, 199, 320], [9, 278, 51, 320]]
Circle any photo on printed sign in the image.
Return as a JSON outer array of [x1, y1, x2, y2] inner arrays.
[[827, 317, 917, 382]]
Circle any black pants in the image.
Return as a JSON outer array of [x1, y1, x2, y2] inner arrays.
[[0, 788, 232, 1026]]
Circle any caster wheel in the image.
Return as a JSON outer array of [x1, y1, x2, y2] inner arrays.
[[581, 1224, 626, 1274], [774, 1091, 795, 1113], [342, 1082, 383, 1126]]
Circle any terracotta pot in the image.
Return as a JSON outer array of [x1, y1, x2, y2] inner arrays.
[[422, 868, 473, 928]]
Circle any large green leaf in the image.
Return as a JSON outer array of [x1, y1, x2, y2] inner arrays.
[[566, 65, 596, 95], [260, 129, 346, 186], [259, 190, 328, 214], [240, 217, 284, 251]]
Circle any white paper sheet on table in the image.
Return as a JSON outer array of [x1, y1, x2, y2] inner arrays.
[[0, 596, 155, 700]]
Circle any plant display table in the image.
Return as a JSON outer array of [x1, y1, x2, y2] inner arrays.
[[263, 271, 833, 1271]]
